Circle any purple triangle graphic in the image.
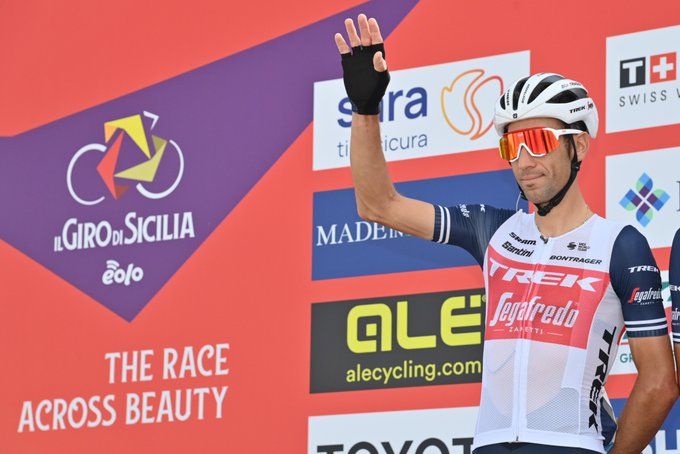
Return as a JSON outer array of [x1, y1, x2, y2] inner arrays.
[[0, 1, 419, 321]]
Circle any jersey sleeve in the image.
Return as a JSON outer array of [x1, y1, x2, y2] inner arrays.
[[670, 228, 680, 343], [431, 203, 514, 267], [610, 225, 668, 338]]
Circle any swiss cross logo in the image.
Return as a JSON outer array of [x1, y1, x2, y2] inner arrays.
[[619, 52, 677, 87], [650, 52, 676, 83], [486, 247, 609, 349]]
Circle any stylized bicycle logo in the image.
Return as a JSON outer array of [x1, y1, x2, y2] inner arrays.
[[67, 111, 184, 206]]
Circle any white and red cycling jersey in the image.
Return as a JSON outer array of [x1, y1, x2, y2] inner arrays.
[[432, 204, 667, 453]]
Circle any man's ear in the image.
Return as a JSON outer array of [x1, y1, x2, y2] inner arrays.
[[574, 132, 589, 161]]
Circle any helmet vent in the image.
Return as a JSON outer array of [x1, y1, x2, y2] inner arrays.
[[527, 75, 565, 103], [512, 77, 529, 110], [547, 88, 588, 104]]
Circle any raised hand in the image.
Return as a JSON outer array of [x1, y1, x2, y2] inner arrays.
[[334, 14, 390, 115]]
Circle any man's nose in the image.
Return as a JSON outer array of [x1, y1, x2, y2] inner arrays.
[[515, 144, 537, 169]]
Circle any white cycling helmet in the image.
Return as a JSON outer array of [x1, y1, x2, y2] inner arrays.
[[494, 73, 599, 138]]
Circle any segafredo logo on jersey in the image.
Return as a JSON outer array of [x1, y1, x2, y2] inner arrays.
[[606, 147, 679, 248], [308, 407, 476, 454], [486, 247, 607, 348], [612, 269, 673, 376], [488, 292, 580, 328], [312, 50, 529, 170], [607, 25, 680, 132], [627, 287, 663, 305]]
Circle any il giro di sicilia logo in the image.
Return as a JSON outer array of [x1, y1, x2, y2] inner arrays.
[[67, 111, 184, 206], [55, 111, 194, 254], [47, 110, 197, 320]]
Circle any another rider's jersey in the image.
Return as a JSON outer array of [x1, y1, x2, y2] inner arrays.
[[671, 229, 680, 343], [432, 204, 667, 453]]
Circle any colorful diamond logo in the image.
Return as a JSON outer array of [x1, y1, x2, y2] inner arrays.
[[619, 172, 670, 227]]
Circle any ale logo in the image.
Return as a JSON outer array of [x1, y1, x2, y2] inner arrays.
[[440, 69, 503, 140], [67, 111, 184, 206]]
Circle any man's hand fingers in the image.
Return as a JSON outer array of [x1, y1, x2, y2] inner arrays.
[[373, 51, 387, 72], [344, 18, 361, 47], [368, 17, 383, 44], [358, 14, 371, 46], [335, 33, 350, 54]]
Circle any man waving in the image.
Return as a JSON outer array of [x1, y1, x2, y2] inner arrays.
[[334, 14, 677, 454]]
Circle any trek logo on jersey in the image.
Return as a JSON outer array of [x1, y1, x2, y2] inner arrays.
[[607, 25, 680, 132], [488, 256, 602, 291], [312, 51, 529, 170], [671, 284, 680, 292], [486, 247, 607, 348], [628, 265, 660, 273], [628, 287, 663, 304], [588, 327, 616, 431]]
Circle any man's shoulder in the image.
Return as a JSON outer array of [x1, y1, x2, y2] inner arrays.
[[591, 215, 631, 240]]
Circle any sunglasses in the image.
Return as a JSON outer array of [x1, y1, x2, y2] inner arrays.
[[499, 127, 583, 162]]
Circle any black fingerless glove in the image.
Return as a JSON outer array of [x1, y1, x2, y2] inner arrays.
[[341, 43, 390, 115]]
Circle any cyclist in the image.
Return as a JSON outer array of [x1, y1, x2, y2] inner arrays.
[[671, 229, 680, 381], [334, 14, 677, 454]]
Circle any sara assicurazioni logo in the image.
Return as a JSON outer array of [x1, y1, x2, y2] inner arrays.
[[310, 289, 485, 393]]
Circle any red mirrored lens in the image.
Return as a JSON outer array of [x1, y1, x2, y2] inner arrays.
[[499, 128, 560, 161]]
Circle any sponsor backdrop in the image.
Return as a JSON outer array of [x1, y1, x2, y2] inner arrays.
[[0, 0, 679, 452]]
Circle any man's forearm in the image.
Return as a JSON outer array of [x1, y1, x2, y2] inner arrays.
[[349, 113, 397, 219], [610, 378, 677, 453]]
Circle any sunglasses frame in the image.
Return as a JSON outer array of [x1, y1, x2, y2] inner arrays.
[[499, 127, 584, 162]]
